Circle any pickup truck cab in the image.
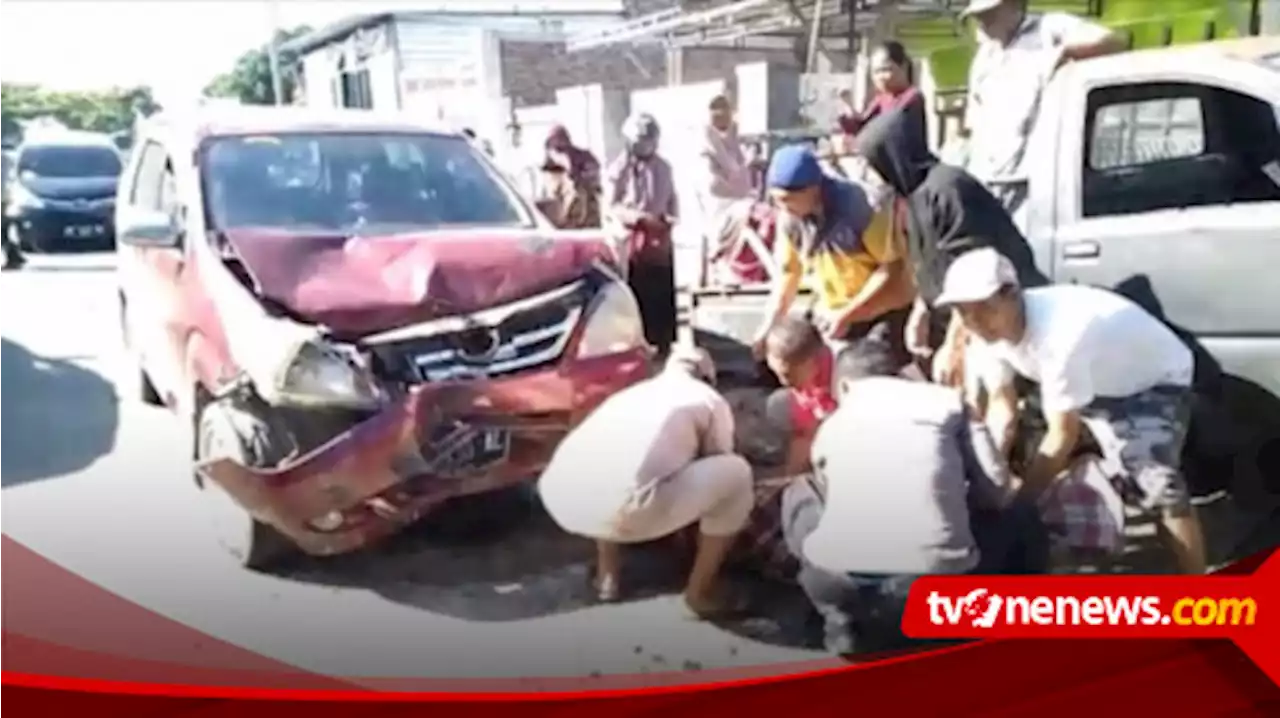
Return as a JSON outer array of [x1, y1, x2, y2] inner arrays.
[[115, 106, 651, 569], [1018, 36, 1280, 497]]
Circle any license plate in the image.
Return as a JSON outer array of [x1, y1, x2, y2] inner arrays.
[[423, 422, 511, 476], [63, 224, 104, 238]]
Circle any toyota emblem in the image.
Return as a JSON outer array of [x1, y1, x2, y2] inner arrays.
[[454, 326, 500, 362]]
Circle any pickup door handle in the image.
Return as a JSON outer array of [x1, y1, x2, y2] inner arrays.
[[1061, 240, 1101, 260]]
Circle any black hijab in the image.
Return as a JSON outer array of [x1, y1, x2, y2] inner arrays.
[[855, 97, 1046, 306]]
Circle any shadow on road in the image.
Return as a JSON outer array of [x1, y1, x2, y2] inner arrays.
[[1, 338, 119, 488], [285, 487, 685, 620], [280, 486, 820, 649]]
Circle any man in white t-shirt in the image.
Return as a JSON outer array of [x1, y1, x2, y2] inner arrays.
[[937, 248, 1207, 574], [779, 340, 1048, 655], [538, 346, 754, 618], [959, 0, 1123, 228]]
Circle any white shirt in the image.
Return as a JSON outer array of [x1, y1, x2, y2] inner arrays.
[[538, 370, 735, 534], [805, 378, 1009, 576], [965, 12, 1109, 183], [982, 285, 1194, 414]]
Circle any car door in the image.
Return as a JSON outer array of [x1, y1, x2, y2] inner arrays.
[[118, 140, 189, 404], [1048, 66, 1280, 399]]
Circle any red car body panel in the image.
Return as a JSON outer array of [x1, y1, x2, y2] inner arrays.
[[196, 350, 649, 556]]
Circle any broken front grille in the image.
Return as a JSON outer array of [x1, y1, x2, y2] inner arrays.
[[365, 281, 586, 384]]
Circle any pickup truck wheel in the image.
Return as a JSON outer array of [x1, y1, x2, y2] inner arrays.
[[196, 403, 294, 572]]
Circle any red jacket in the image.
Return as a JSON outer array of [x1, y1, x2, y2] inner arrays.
[[837, 87, 922, 136]]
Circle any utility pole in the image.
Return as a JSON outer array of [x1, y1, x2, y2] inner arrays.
[[267, 0, 285, 104]]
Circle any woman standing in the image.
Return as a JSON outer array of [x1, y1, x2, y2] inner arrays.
[[835, 41, 921, 144], [605, 113, 679, 356], [537, 125, 602, 230]]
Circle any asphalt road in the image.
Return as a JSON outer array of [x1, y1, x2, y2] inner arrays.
[[0, 251, 825, 683]]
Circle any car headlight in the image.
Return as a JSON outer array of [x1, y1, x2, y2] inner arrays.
[[264, 340, 383, 410], [574, 280, 647, 359], [7, 184, 44, 212]]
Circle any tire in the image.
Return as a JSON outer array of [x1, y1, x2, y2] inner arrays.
[[138, 369, 163, 406], [196, 402, 295, 572], [118, 295, 164, 406]]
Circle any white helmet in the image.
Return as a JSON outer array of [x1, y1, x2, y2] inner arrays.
[[621, 112, 660, 144]]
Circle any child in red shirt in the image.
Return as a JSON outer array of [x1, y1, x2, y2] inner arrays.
[[763, 316, 839, 473]]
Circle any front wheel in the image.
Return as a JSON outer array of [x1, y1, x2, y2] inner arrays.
[[117, 295, 164, 406], [196, 402, 295, 571]]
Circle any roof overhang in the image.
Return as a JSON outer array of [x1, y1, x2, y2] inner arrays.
[[565, 0, 961, 53], [282, 5, 630, 57]]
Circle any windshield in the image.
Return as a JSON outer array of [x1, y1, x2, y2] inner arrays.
[[17, 145, 122, 178], [202, 132, 532, 234]]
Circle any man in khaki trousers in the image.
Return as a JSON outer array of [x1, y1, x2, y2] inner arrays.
[[539, 346, 754, 619]]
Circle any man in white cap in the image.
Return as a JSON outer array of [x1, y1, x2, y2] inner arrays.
[[937, 248, 1207, 574], [538, 345, 754, 617], [959, 0, 1123, 228]]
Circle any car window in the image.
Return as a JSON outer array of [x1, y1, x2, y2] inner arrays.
[[1082, 82, 1280, 218], [130, 141, 170, 211], [201, 133, 531, 233], [17, 144, 122, 178], [1089, 97, 1205, 171]]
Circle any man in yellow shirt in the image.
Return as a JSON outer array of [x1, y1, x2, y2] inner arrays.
[[751, 145, 915, 367]]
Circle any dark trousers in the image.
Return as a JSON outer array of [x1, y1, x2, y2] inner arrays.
[[834, 304, 913, 371], [2, 224, 23, 269], [628, 256, 677, 353], [781, 481, 1049, 654]]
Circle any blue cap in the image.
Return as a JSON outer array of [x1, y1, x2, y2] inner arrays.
[[766, 145, 823, 190]]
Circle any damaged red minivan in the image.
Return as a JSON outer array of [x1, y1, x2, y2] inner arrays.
[[115, 107, 651, 569]]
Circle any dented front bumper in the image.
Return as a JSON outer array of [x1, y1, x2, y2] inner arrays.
[[196, 349, 650, 556]]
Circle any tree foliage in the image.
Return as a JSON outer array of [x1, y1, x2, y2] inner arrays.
[[0, 84, 159, 141], [203, 25, 313, 105]]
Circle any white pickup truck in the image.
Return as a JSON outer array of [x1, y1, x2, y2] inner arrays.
[[1017, 36, 1280, 502]]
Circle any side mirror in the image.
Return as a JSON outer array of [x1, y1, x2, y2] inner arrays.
[[117, 208, 181, 248]]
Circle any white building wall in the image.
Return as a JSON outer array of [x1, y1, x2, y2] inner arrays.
[[394, 19, 488, 130], [300, 52, 337, 109], [366, 50, 401, 111]]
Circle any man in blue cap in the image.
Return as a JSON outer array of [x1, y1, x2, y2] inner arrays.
[[750, 144, 915, 369]]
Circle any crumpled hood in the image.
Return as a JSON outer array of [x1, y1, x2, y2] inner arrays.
[[853, 95, 937, 197], [221, 228, 612, 337]]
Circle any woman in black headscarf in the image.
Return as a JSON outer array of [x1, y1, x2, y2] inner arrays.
[[853, 95, 1047, 384]]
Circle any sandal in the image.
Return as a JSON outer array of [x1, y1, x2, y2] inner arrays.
[[593, 574, 621, 603], [682, 591, 751, 621]]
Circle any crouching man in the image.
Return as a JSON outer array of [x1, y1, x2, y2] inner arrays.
[[940, 248, 1207, 574], [781, 340, 1048, 655], [538, 346, 754, 619]]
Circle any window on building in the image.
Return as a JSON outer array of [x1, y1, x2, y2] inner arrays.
[[340, 67, 373, 109]]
